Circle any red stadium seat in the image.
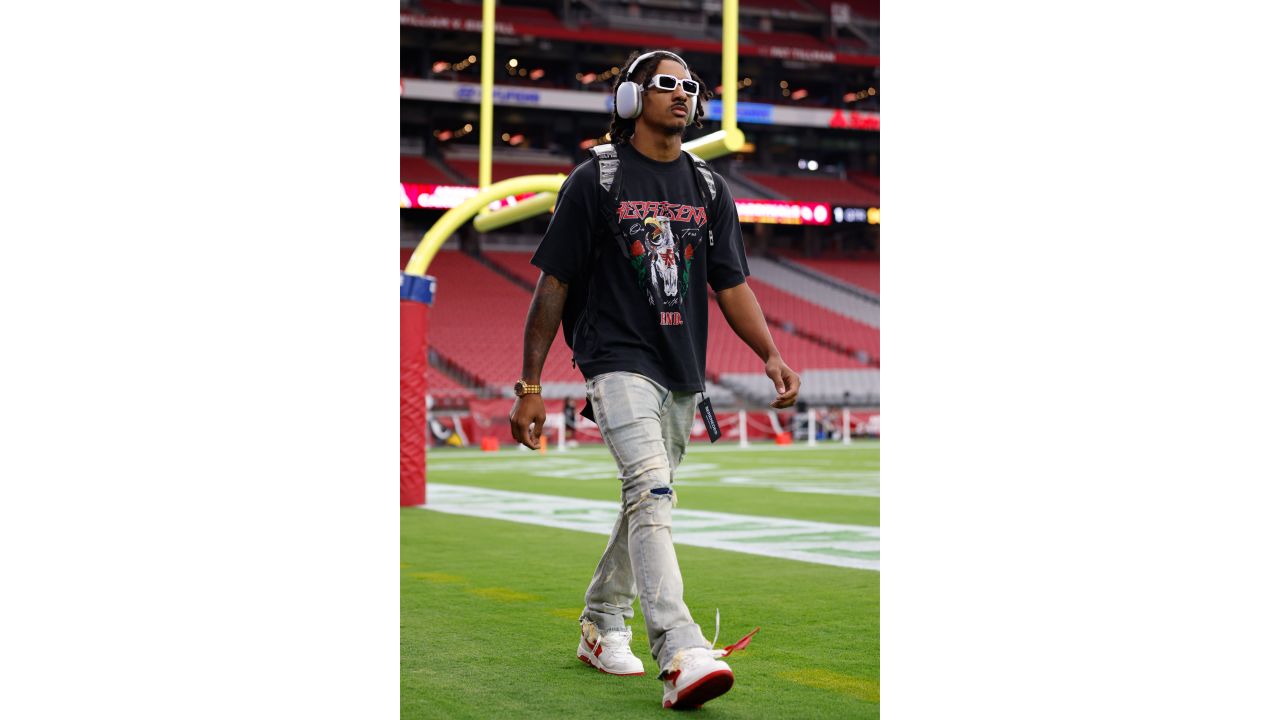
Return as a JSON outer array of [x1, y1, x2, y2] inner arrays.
[[744, 172, 879, 206], [790, 258, 880, 295], [746, 278, 879, 360], [485, 249, 542, 288], [417, 1, 564, 27], [740, 30, 834, 52], [408, 251, 868, 392], [401, 155, 456, 184], [444, 159, 574, 185]]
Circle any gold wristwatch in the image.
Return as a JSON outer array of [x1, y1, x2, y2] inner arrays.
[[514, 380, 542, 397]]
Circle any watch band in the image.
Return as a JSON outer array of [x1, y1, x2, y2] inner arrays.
[[514, 380, 542, 397]]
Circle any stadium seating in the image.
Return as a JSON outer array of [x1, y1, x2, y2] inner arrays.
[[740, 30, 834, 52], [417, 1, 563, 27], [745, 277, 879, 361], [705, 295, 866, 377], [805, 0, 880, 21], [401, 155, 457, 184], [444, 159, 575, 185], [848, 171, 879, 194], [426, 362, 475, 401], [486, 248, 875, 362], [410, 250, 868, 400], [484, 249, 541, 288], [788, 257, 880, 295], [738, 0, 821, 15], [747, 255, 879, 328], [743, 172, 879, 206], [719, 368, 879, 406], [423, 250, 581, 391]]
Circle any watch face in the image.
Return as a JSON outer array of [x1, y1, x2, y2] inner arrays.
[[514, 381, 523, 395]]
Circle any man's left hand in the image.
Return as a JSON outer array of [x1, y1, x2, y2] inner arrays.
[[765, 356, 800, 409]]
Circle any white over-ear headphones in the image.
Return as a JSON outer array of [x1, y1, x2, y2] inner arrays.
[[614, 50, 698, 126]]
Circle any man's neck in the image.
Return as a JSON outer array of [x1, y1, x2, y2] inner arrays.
[[630, 127, 682, 162]]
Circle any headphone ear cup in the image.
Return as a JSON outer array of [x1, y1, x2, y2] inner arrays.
[[615, 82, 643, 120], [685, 95, 698, 126]]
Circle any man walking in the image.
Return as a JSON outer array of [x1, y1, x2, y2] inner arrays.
[[509, 49, 800, 709]]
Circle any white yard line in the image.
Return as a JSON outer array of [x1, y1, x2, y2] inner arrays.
[[426, 441, 879, 461], [418, 484, 880, 572]]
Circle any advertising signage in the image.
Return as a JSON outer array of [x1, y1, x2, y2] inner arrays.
[[735, 200, 831, 226], [400, 184, 838, 225], [402, 80, 878, 131], [831, 206, 880, 224], [400, 183, 538, 210]]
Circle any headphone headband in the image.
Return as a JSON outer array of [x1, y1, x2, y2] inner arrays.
[[624, 50, 688, 82]]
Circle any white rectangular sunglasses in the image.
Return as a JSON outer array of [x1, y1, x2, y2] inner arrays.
[[646, 74, 699, 95]]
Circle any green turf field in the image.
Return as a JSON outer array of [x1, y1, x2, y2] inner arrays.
[[402, 442, 879, 718]]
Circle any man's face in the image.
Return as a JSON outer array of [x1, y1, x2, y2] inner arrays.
[[638, 58, 693, 137]]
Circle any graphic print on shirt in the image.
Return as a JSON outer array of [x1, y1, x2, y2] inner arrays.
[[618, 200, 706, 325]]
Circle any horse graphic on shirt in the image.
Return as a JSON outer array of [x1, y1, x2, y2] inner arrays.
[[643, 216, 680, 301]]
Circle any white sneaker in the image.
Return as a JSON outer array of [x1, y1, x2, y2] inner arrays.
[[577, 623, 645, 676], [660, 647, 734, 709]]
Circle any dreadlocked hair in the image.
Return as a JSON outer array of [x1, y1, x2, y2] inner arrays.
[[607, 50, 713, 146]]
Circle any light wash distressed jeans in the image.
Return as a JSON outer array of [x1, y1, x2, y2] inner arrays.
[[579, 371, 710, 672]]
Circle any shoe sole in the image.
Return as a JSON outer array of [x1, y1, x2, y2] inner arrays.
[[578, 653, 645, 676], [664, 669, 734, 709]]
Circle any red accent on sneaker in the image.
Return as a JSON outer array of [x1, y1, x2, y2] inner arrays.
[[719, 627, 760, 658], [594, 644, 603, 657], [664, 669, 734, 709]]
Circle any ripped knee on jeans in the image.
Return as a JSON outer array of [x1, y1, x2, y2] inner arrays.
[[625, 483, 678, 514]]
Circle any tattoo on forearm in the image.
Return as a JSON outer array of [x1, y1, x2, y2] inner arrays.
[[522, 274, 569, 381]]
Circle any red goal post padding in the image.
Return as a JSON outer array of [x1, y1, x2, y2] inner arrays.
[[400, 273, 436, 506]]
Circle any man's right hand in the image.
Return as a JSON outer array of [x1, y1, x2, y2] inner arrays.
[[509, 395, 547, 449]]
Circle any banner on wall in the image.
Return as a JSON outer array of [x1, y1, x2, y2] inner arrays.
[[400, 183, 539, 210], [401, 184, 836, 225], [402, 79, 878, 131]]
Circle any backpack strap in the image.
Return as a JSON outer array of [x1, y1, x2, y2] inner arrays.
[[683, 149, 717, 203], [682, 150, 717, 247], [589, 143, 632, 257], [590, 143, 621, 198]]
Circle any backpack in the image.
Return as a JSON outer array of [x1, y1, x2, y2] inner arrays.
[[559, 143, 719, 356]]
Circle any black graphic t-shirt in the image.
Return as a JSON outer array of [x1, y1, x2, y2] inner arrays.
[[532, 143, 749, 392]]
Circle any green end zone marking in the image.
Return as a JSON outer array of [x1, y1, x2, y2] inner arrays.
[[420, 484, 879, 572]]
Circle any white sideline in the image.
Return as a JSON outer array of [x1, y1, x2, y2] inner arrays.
[[427, 440, 879, 460], [418, 483, 880, 572]]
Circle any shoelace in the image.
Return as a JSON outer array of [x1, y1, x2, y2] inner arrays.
[[709, 608, 760, 660], [600, 628, 633, 658]]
